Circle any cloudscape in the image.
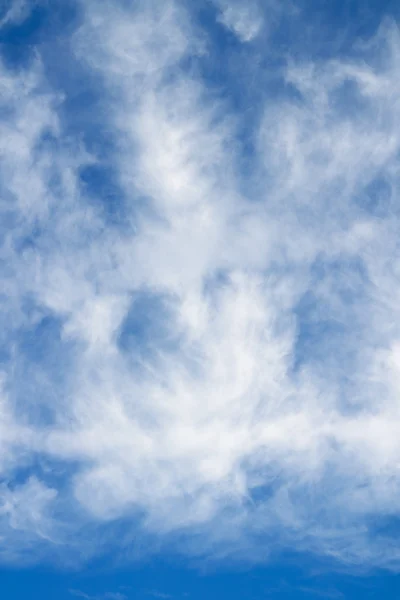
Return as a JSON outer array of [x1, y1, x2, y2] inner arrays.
[[1, 0, 400, 597]]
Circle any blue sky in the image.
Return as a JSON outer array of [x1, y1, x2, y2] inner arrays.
[[2, 0, 400, 598]]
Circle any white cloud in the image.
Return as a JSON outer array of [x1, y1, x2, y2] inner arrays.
[[0, 477, 57, 537], [0, 0, 38, 29], [214, 0, 264, 42], [2, 0, 400, 571]]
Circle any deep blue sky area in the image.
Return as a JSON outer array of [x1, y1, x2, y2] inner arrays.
[[3, 557, 400, 600], [2, 0, 400, 598], [4, 559, 400, 600]]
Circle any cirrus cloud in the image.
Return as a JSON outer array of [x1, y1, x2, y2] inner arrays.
[[1, 0, 400, 571]]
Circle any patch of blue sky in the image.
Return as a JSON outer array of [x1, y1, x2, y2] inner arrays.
[[292, 254, 375, 415], [0, 4, 46, 69], [358, 175, 395, 218], [4, 552, 400, 600], [118, 291, 182, 365], [0, 1, 79, 69], [5, 311, 77, 427], [78, 164, 128, 227], [294, 256, 369, 358]]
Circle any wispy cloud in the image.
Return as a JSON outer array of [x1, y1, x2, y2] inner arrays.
[[145, 591, 172, 600], [0, 0, 38, 28], [1, 0, 400, 572], [69, 589, 128, 600], [214, 0, 264, 42]]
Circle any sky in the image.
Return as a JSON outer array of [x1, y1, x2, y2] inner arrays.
[[2, 0, 400, 598]]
